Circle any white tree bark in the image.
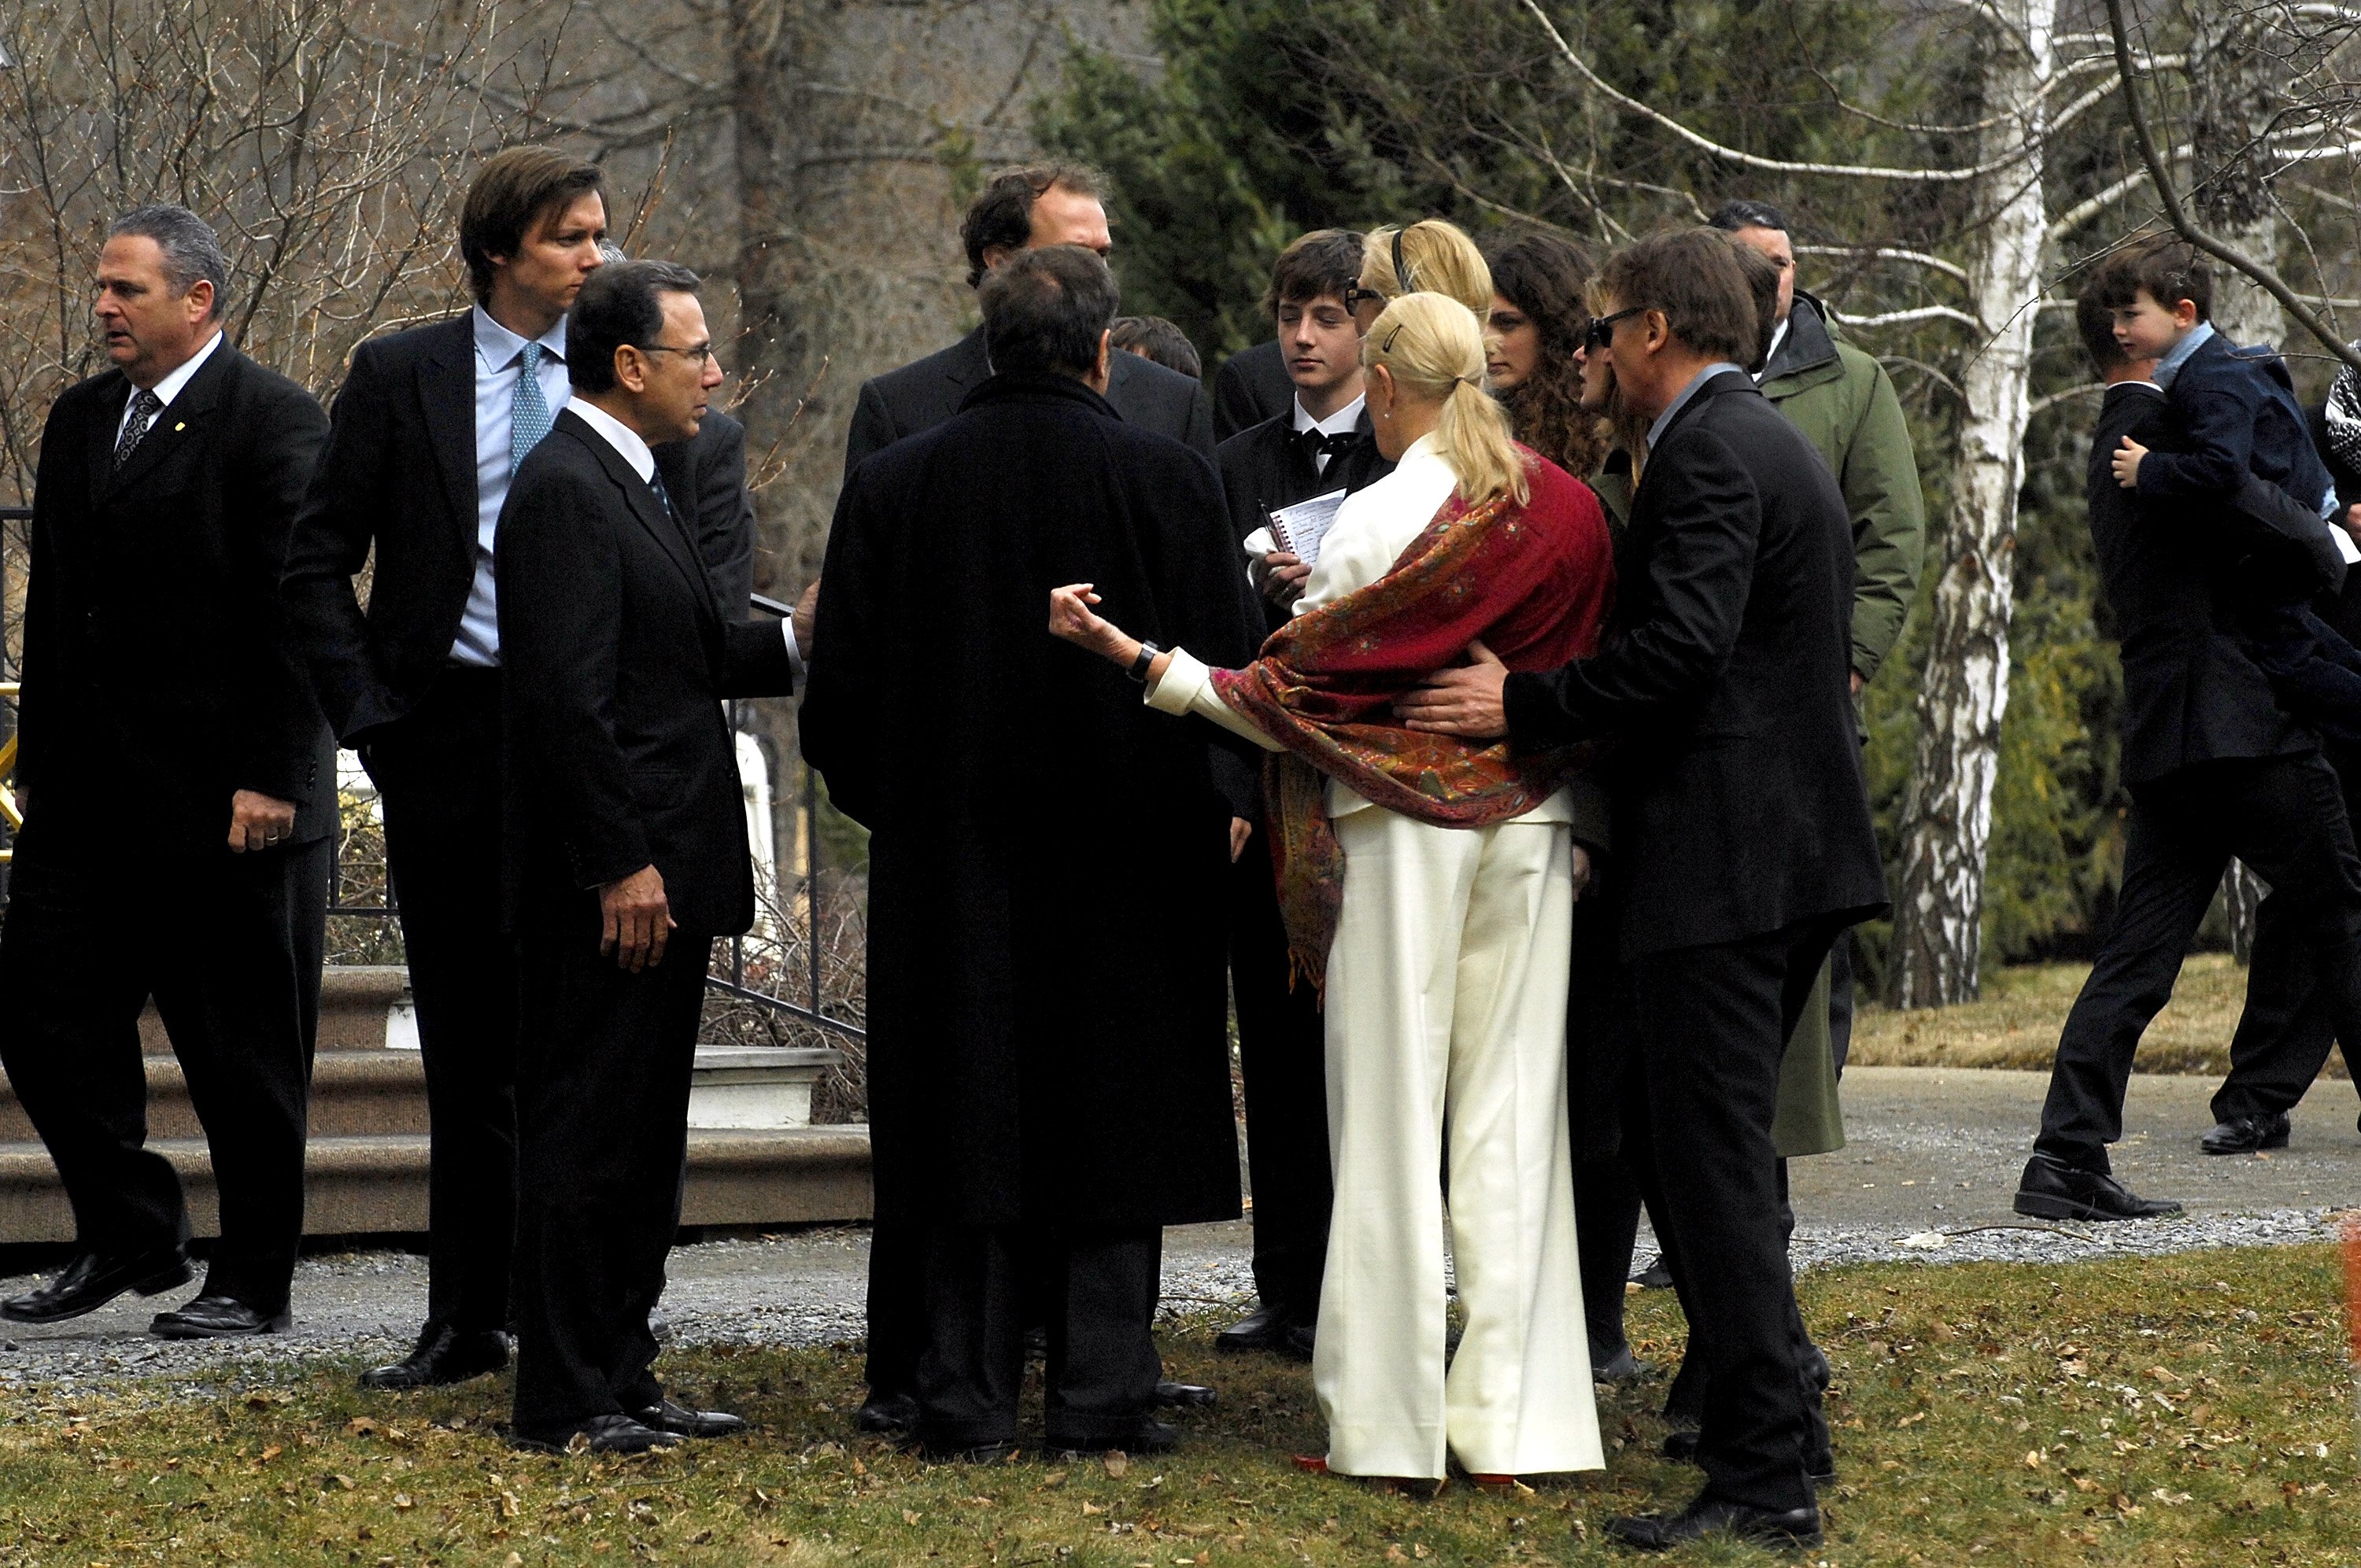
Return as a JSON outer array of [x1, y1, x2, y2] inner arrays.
[[1890, 1, 2059, 1006]]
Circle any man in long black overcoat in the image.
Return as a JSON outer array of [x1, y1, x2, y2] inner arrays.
[[802, 245, 1255, 1460]]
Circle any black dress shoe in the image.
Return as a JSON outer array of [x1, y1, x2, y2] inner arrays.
[[915, 1436, 1019, 1464], [855, 1392, 918, 1433], [1591, 1346, 1651, 1383], [2201, 1112, 2291, 1155], [1660, 1429, 1699, 1464], [2013, 1153, 2183, 1221], [1631, 1256, 1674, 1290], [1214, 1303, 1300, 1353], [1606, 1495, 1823, 1551], [360, 1325, 509, 1390], [0, 1247, 192, 1325], [1154, 1379, 1217, 1409], [512, 1413, 682, 1455], [150, 1294, 291, 1339], [633, 1397, 748, 1438], [1280, 1323, 1316, 1362], [1046, 1416, 1179, 1459]]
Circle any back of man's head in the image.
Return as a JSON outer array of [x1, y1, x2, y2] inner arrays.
[[961, 163, 1107, 289], [2098, 234, 2212, 321], [1110, 315, 1201, 379], [1708, 197, 1790, 236], [461, 146, 606, 302], [1263, 229, 1368, 319], [570, 258, 700, 395], [1602, 228, 1757, 364], [979, 245, 1121, 381], [1719, 233, 1784, 371], [2075, 280, 2134, 378]]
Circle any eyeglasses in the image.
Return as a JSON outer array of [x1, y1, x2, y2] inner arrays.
[[1583, 307, 1645, 353], [637, 341, 717, 368], [1342, 286, 1388, 315]]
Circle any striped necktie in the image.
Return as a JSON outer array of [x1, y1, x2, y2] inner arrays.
[[511, 341, 554, 475]]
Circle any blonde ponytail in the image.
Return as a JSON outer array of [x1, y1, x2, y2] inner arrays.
[[1364, 293, 1529, 507]]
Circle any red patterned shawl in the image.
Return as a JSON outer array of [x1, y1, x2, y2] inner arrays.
[[1208, 451, 1615, 988]]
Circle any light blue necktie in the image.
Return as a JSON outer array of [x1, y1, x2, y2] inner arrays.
[[510, 341, 554, 475]]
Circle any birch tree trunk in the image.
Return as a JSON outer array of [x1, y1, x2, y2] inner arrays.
[[1888, 0, 2057, 1006]]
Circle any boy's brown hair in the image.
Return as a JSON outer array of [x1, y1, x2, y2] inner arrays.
[[1262, 228, 1368, 319], [2098, 234, 2212, 321]]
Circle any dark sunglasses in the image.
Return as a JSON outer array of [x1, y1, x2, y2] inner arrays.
[[1583, 306, 1645, 352]]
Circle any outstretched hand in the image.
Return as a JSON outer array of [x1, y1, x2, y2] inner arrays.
[[1048, 583, 1135, 664], [1395, 640, 1511, 739]]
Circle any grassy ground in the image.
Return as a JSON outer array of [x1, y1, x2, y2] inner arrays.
[[3, 1245, 2356, 1566], [1849, 954, 2352, 1079]]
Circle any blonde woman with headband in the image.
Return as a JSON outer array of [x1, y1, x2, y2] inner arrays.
[[1345, 220, 1494, 331], [1047, 292, 1613, 1485]]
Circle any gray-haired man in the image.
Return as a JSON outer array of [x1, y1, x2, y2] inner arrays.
[[0, 205, 334, 1338]]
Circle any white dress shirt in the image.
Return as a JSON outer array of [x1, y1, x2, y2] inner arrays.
[[1150, 430, 1567, 822], [456, 305, 573, 667], [1294, 391, 1366, 477], [116, 328, 223, 443], [567, 398, 804, 671]]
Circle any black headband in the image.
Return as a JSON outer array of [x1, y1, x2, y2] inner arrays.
[[1391, 227, 1413, 294]]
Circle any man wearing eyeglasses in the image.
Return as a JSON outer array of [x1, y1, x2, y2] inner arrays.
[[284, 149, 793, 1396]]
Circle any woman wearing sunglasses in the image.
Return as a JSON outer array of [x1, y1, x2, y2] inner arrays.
[[1047, 291, 1613, 1487]]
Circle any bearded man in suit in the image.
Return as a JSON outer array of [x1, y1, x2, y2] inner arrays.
[[0, 205, 334, 1340]]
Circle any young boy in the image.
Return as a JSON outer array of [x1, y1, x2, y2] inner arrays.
[[2106, 235, 2361, 740]]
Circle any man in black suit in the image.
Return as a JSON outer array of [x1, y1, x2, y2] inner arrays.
[[1402, 229, 1885, 1551], [2010, 287, 2361, 1219], [0, 205, 334, 1340], [1211, 337, 1292, 441], [284, 152, 768, 1391], [842, 161, 1212, 1433], [842, 163, 1211, 475], [497, 259, 803, 1454], [1206, 228, 1389, 1361], [804, 244, 1254, 1461]]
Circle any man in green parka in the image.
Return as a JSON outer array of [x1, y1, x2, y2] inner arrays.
[[1712, 197, 1927, 1158]]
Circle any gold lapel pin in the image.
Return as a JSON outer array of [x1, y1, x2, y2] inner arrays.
[[173, 422, 186, 432]]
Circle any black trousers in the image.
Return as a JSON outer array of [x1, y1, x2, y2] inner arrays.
[[511, 902, 711, 1432], [0, 818, 327, 1309], [2212, 740, 2361, 1124], [915, 1223, 1161, 1448], [1631, 917, 1840, 1514], [1228, 828, 1332, 1324], [2039, 754, 2361, 1168], [367, 667, 519, 1336]]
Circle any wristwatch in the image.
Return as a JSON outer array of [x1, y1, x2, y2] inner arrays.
[[1128, 640, 1162, 682]]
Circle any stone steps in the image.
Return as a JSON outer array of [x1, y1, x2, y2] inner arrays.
[[0, 1127, 873, 1244], [0, 966, 872, 1245]]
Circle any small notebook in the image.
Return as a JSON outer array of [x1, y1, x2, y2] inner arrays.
[[1266, 489, 1349, 566]]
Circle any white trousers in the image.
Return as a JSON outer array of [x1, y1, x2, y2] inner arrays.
[[1313, 806, 1602, 1479]]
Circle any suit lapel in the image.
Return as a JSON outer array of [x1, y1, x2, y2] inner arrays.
[[416, 315, 479, 550], [85, 374, 132, 498], [99, 341, 234, 497], [562, 413, 720, 626], [946, 327, 991, 391], [1629, 370, 1752, 519]]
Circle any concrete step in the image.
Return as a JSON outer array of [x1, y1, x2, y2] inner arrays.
[[135, 965, 413, 1055], [0, 1050, 430, 1143], [0, 1126, 872, 1244]]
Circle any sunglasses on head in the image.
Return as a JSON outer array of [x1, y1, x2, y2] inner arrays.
[[1583, 306, 1645, 352]]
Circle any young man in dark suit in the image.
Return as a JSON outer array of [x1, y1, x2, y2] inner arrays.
[[497, 260, 804, 1455], [283, 151, 771, 1391], [1206, 228, 1391, 1361], [1402, 229, 1886, 1551], [1211, 337, 1293, 441], [842, 163, 1212, 475], [0, 206, 335, 1339]]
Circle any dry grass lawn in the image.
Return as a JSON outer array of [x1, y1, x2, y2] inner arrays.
[[1849, 954, 2353, 1079]]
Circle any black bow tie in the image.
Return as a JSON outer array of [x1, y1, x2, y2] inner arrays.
[[1295, 428, 1358, 462]]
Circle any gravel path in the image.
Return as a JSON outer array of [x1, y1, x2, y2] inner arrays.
[[2, 1067, 2353, 1392]]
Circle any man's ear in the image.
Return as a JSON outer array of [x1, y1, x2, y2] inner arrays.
[[186, 278, 215, 323], [614, 345, 646, 395], [981, 243, 1014, 275], [1096, 328, 1111, 385]]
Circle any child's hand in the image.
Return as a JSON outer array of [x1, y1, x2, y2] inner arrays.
[[2111, 435, 2147, 489]]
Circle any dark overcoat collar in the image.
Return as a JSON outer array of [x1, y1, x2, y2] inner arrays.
[[958, 369, 1122, 420]]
